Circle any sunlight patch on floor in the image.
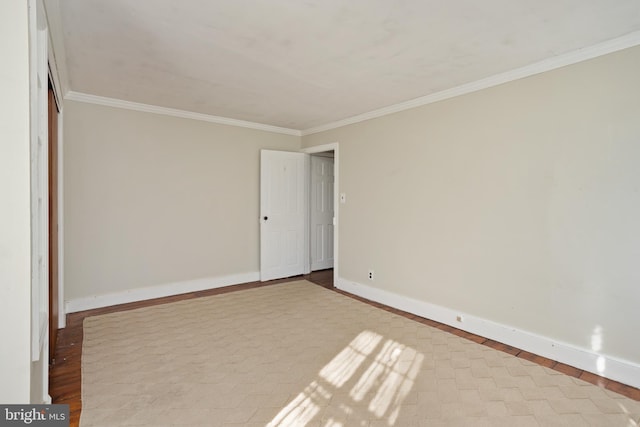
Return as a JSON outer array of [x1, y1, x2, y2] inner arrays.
[[269, 330, 423, 426], [267, 381, 329, 426], [360, 341, 424, 423], [319, 330, 382, 388]]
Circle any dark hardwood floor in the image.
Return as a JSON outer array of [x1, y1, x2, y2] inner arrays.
[[49, 268, 638, 427]]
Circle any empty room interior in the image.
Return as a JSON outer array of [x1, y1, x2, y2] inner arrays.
[[2, 0, 640, 425]]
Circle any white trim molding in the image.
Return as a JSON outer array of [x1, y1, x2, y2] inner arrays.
[[65, 272, 260, 313], [302, 30, 640, 136], [335, 277, 640, 390], [29, 0, 50, 363], [65, 91, 301, 136], [43, 0, 68, 102]]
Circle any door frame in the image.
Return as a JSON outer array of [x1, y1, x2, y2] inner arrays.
[[302, 143, 339, 281]]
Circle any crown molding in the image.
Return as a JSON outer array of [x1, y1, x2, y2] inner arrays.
[[62, 30, 640, 138], [301, 30, 640, 136], [65, 91, 302, 136]]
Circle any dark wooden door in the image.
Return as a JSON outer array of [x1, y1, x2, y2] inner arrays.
[[48, 81, 59, 363]]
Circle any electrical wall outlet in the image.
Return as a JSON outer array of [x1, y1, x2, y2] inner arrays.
[[368, 270, 374, 280]]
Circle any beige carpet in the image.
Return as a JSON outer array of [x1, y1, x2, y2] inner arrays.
[[81, 280, 640, 426]]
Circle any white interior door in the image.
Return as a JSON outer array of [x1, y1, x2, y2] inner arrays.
[[310, 155, 334, 271], [260, 150, 309, 281]]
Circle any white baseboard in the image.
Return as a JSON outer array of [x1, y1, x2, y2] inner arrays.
[[335, 277, 640, 390], [65, 272, 260, 313]]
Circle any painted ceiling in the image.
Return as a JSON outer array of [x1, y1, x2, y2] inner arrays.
[[54, 0, 640, 131]]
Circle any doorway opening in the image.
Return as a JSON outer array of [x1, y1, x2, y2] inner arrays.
[[309, 151, 334, 273], [303, 143, 339, 285], [48, 78, 60, 366]]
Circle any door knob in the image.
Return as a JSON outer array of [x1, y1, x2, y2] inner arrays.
[[263, 216, 268, 221]]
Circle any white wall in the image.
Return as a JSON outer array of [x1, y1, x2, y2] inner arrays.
[[303, 46, 640, 374], [0, 0, 32, 403], [64, 101, 300, 306]]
